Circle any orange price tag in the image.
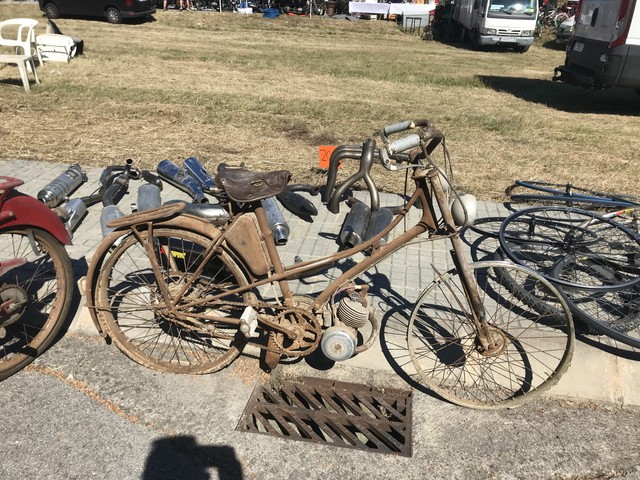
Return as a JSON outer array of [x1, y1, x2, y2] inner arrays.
[[318, 145, 338, 169]]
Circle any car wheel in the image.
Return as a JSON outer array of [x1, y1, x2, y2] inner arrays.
[[44, 2, 60, 19], [106, 7, 122, 24]]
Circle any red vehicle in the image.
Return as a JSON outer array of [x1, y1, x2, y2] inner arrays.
[[0, 177, 73, 381]]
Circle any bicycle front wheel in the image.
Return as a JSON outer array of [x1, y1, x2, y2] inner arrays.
[[408, 261, 574, 409], [0, 229, 73, 380], [94, 227, 253, 374]]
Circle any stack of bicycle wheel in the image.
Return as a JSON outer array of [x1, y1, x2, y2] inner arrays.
[[492, 181, 640, 350]]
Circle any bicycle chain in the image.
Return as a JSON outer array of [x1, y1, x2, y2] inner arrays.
[[171, 295, 323, 357]]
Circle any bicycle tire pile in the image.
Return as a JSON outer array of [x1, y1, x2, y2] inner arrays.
[[470, 180, 640, 351]]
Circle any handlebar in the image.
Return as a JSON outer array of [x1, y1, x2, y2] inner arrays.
[[323, 119, 446, 214]]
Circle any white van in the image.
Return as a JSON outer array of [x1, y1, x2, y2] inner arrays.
[[453, 0, 537, 52], [553, 0, 640, 92]]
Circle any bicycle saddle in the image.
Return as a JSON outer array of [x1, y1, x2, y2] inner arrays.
[[214, 163, 291, 203]]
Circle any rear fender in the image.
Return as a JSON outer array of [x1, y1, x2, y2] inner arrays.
[[85, 214, 222, 338], [0, 191, 72, 245]]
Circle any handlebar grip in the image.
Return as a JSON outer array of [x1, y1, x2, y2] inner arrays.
[[386, 134, 421, 154], [383, 120, 413, 136]]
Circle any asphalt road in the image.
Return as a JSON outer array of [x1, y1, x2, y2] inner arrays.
[[1, 332, 639, 480]]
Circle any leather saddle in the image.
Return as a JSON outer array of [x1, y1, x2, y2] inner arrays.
[[214, 163, 291, 203]]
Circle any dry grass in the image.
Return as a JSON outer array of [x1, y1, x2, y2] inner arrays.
[[1, 2, 639, 201]]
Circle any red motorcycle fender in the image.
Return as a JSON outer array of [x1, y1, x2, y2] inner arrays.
[[0, 191, 72, 245]]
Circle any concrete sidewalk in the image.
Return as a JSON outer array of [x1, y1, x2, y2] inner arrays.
[[0, 158, 638, 408]]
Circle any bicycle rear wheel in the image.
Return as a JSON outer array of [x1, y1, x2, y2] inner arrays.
[[408, 261, 574, 409], [94, 226, 252, 374], [499, 206, 640, 290], [0, 229, 73, 380]]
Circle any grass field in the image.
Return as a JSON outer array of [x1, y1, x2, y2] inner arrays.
[[0, 2, 638, 201]]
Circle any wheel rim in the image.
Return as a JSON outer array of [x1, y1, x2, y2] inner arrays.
[[499, 206, 640, 290], [408, 261, 574, 409], [96, 228, 251, 374], [553, 258, 640, 348], [107, 9, 120, 22], [45, 4, 58, 17], [0, 230, 72, 379]]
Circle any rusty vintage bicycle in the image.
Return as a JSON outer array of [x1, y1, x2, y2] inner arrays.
[[85, 120, 575, 408]]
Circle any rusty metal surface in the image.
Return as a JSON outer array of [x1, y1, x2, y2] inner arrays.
[[236, 376, 413, 457]]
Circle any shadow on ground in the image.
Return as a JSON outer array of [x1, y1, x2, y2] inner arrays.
[[477, 75, 640, 114], [143, 436, 243, 480]]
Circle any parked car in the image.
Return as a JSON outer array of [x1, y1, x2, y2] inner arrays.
[[553, 0, 640, 93], [38, 0, 156, 24]]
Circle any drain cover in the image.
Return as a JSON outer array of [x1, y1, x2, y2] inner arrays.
[[236, 376, 412, 456]]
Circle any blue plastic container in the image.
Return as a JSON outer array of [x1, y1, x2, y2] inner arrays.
[[263, 8, 279, 18]]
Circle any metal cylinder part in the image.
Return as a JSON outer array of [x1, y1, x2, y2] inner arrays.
[[100, 205, 126, 237], [339, 200, 371, 248], [363, 207, 394, 245], [183, 157, 215, 193], [320, 326, 357, 362], [337, 297, 369, 329], [157, 159, 208, 204], [137, 183, 162, 212], [37, 164, 87, 207], [261, 196, 289, 245], [61, 198, 87, 233]]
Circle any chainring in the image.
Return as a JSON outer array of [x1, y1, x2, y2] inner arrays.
[[268, 295, 323, 357]]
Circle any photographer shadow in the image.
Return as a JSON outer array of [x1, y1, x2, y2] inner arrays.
[[143, 436, 243, 480]]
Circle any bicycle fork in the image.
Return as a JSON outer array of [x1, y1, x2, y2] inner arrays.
[[428, 170, 500, 353]]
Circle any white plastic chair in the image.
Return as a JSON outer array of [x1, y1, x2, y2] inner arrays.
[[0, 18, 42, 65]]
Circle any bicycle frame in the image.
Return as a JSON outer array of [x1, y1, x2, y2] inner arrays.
[[87, 136, 494, 363]]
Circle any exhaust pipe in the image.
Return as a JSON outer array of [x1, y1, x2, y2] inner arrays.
[[137, 183, 162, 212], [157, 159, 208, 204], [38, 164, 87, 208], [60, 198, 88, 233], [339, 199, 371, 248], [261, 196, 289, 245], [363, 207, 393, 246], [100, 205, 126, 237], [183, 157, 216, 193], [102, 173, 129, 207]]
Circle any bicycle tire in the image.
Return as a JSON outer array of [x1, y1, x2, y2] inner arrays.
[[94, 226, 253, 374], [499, 206, 640, 290], [407, 260, 574, 409], [468, 216, 508, 239], [0, 228, 73, 381], [492, 248, 569, 318], [551, 257, 640, 348], [507, 180, 640, 208]]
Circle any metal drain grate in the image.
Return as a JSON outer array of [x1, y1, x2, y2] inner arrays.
[[236, 376, 412, 456]]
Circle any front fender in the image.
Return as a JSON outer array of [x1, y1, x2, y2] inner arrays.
[[0, 191, 72, 245], [85, 214, 223, 338]]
